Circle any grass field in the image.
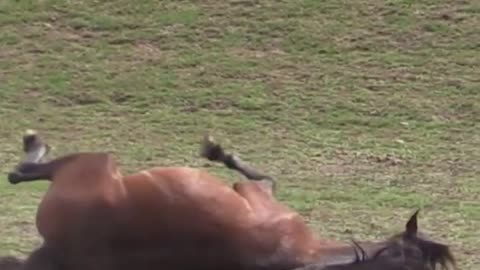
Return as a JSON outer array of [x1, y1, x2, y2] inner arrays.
[[0, 0, 478, 268]]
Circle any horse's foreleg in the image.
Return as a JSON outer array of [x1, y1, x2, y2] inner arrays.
[[200, 134, 276, 194], [200, 134, 280, 215], [232, 181, 279, 216]]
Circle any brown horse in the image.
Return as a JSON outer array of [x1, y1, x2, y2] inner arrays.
[[8, 131, 385, 270], [293, 210, 456, 270]]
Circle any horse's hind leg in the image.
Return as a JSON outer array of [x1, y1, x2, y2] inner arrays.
[[200, 134, 276, 196], [7, 130, 55, 184], [7, 131, 82, 185]]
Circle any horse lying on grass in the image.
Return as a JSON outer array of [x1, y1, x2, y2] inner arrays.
[[0, 210, 456, 270], [6, 131, 455, 270]]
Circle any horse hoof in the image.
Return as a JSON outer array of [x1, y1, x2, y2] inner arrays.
[[201, 140, 224, 161], [22, 131, 46, 154], [7, 172, 22, 184]]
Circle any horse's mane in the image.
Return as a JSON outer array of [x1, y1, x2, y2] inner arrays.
[[291, 212, 457, 270], [350, 239, 368, 263], [384, 231, 456, 270], [348, 231, 456, 270], [417, 238, 456, 270]]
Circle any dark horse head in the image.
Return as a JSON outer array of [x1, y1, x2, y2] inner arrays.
[[295, 209, 456, 270]]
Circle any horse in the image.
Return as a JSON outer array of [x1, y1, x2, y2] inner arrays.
[[0, 256, 23, 270], [292, 210, 456, 270], [6, 131, 396, 270]]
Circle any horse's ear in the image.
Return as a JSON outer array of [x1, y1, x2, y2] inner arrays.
[[405, 209, 420, 235]]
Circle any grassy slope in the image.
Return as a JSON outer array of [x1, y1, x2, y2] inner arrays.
[[0, 0, 478, 268]]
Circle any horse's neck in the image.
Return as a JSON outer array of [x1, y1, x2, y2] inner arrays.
[[305, 240, 385, 267]]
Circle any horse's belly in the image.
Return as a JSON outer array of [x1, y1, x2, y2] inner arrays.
[[121, 170, 257, 240], [35, 167, 302, 269], [117, 197, 249, 245]]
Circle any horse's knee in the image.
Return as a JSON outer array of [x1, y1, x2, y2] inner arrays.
[[22, 246, 59, 270]]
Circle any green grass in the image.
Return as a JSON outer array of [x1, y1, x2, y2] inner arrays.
[[0, 0, 478, 268]]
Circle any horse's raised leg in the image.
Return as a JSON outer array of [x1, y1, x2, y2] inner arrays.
[[200, 134, 276, 194], [21, 129, 51, 163], [201, 135, 274, 180], [7, 130, 61, 184], [200, 134, 280, 213]]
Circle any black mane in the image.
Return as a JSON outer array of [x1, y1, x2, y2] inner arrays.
[[295, 210, 457, 270], [319, 236, 455, 270]]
